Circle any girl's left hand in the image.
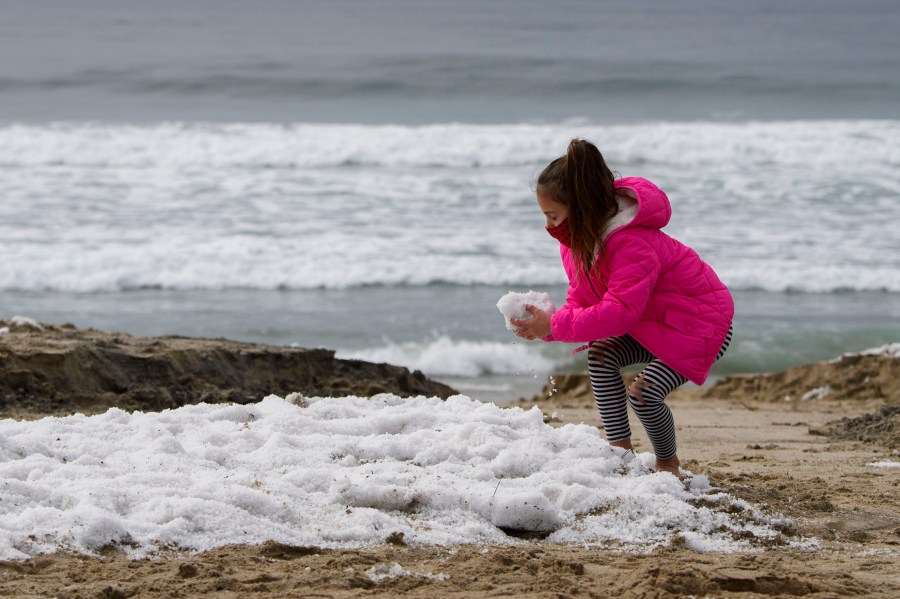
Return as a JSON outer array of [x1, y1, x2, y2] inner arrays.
[[510, 305, 552, 340]]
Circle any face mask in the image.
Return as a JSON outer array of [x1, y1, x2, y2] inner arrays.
[[546, 218, 572, 247]]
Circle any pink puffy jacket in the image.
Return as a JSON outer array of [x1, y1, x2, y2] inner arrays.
[[547, 177, 734, 385]]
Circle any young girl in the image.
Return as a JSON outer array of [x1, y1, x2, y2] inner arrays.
[[511, 139, 734, 476]]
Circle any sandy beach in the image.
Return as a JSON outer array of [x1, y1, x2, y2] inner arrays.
[[4, 1, 900, 596], [1, 323, 898, 597]]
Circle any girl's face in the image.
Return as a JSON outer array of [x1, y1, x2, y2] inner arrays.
[[537, 191, 569, 228]]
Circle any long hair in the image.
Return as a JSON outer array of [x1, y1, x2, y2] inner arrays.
[[537, 139, 618, 276]]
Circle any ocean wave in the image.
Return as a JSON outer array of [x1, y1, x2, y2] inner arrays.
[[1, 120, 898, 294], [336, 337, 557, 378], [1, 120, 899, 169], [1, 248, 897, 294]]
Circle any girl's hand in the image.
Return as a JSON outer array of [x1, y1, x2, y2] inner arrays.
[[510, 305, 552, 340]]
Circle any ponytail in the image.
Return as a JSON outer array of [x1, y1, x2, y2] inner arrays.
[[538, 139, 618, 276]]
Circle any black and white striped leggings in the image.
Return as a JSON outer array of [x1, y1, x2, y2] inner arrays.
[[587, 324, 733, 460]]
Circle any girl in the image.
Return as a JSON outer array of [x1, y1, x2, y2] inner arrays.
[[511, 139, 734, 476]]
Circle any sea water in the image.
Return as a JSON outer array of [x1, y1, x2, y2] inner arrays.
[[2, 0, 899, 401]]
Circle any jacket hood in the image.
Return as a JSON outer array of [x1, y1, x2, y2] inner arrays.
[[602, 177, 672, 239]]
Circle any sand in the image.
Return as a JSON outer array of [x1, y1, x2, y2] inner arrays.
[[1, 326, 898, 598], [0, 321, 455, 420]]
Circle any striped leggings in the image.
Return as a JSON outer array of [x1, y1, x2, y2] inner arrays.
[[587, 324, 733, 460]]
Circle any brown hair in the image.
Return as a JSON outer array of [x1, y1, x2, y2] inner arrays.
[[537, 139, 618, 276]]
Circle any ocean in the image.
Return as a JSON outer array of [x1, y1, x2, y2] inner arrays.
[[2, 0, 899, 401]]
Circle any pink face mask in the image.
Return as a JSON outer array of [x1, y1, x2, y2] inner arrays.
[[546, 218, 572, 247]]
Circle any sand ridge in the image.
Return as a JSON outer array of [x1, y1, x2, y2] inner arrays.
[[0, 320, 455, 420]]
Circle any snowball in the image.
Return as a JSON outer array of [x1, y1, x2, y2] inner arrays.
[[496, 291, 556, 332]]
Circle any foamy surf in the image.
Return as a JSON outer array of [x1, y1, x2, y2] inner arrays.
[[1, 120, 898, 293]]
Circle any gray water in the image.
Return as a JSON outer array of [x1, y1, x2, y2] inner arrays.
[[2, 0, 899, 402], [2, 0, 899, 123], [3, 287, 897, 401]]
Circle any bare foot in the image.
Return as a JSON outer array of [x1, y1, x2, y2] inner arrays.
[[655, 454, 681, 476]]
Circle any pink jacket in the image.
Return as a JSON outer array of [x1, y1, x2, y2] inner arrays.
[[547, 177, 734, 385]]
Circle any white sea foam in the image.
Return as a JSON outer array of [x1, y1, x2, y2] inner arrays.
[[1, 120, 899, 293], [8, 316, 44, 331], [859, 343, 900, 358], [867, 461, 900, 469], [337, 337, 555, 378], [367, 563, 449, 583], [2, 120, 897, 170], [831, 343, 900, 362], [0, 394, 799, 560]]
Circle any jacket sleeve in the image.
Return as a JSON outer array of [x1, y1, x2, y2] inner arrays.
[[540, 280, 580, 342], [549, 235, 660, 343], [540, 245, 580, 342]]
